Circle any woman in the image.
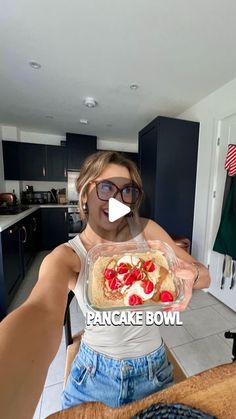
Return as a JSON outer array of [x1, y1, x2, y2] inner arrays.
[[0, 151, 210, 418]]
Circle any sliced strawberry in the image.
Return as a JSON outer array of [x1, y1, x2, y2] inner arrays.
[[160, 290, 174, 302], [108, 277, 121, 290], [128, 294, 143, 306], [143, 260, 155, 272], [117, 262, 130, 274], [132, 268, 142, 280], [123, 272, 136, 285], [141, 280, 154, 294], [104, 268, 116, 280]]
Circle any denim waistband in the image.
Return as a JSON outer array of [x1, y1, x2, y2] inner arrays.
[[76, 340, 166, 380]]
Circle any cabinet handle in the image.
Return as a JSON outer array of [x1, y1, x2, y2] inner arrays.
[[64, 168, 67, 177], [64, 211, 67, 221], [9, 226, 18, 234], [20, 226, 27, 243], [32, 217, 37, 232], [43, 167, 46, 176]]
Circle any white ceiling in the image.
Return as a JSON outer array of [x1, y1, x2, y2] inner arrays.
[[1, 0, 236, 143]]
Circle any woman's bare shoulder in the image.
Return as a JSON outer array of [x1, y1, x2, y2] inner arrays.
[[139, 217, 196, 263], [139, 217, 165, 239], [41, 243, 81, 283]]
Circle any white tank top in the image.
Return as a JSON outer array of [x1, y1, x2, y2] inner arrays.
[[66, 223, 162, 359]]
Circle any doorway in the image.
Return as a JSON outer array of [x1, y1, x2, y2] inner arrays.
[[207, 113, 236, 311]]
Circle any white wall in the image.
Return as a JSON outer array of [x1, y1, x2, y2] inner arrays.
[[97, 138, 138, 152], [178, 76, 236, 264]]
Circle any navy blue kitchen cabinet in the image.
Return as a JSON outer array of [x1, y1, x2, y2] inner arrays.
[[66, 133, 97, 171], [41, 208, 68, 250], [0, 211, 41, 319], [19, 143, 68, 181], [2, 140, 46, 181], [19, 210, 41, 273], [2, 141, 21, 180], [46, 145, 67, 181], [139, 116, 199, 243], [19, 142, 47, 181], [2, 141, 67, 181], [30, 210, 41, 255], [0, 223, 23, 318]]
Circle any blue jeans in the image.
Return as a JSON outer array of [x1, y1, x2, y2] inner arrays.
[[61, 340, 174, 409]]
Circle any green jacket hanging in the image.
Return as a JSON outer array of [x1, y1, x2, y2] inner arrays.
[[213, 176, 236, 260]]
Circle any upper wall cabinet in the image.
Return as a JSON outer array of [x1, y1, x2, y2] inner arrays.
[[19, 142, 47, 181], [2, 141, 21, 180], [46, 145, 67, 181], [66, 133, 97, 171], [2, 141, 67, 181]]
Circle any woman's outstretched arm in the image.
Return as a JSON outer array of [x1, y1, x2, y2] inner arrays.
[[0, 244, 80, 419]]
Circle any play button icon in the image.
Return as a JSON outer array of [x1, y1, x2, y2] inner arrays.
[[83, 175, 148, 241], [108, 198, 131, 222]]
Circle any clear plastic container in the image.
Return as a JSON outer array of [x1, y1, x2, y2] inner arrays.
[[84, 240, 185, 312]]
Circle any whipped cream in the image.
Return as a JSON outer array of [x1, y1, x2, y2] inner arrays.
[[113, 255, 158, 305], [117, 255, 140, 266], [123, 282, 155, 305]]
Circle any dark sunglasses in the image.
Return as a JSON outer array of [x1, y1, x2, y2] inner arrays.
[[92, 180, 141, 204]]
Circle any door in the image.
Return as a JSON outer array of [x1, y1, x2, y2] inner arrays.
[[30, 211, 41, 254], [66, 133, 97, 171], [139, 121, 158, 219], [19, 142, 47, 180], [41, 208, 68, 250], [19, 217, 33, 272], [46, 145, 67, 181], [1, 224, 23, 303], [2, 141, 20, 180], [207, 114, 236, 311]]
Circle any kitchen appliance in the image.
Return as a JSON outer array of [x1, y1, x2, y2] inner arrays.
[[67, 171, 79, 204], [67, 170, 82, 237], [0, 193, 29, 214], [21, 190, 52, 205], [0, 193, 17, 206], [68, 206, 83, 238], [25, 185, 34, 193]]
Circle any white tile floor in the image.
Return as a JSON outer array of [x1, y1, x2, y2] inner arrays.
[[7, 252, 236, 418]]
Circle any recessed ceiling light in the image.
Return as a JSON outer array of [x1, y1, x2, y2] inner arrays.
[[80, 119, 88, 125], [29, 61, 42, 69], [130, 83, 139, 90], [83, 97, 98, 108]]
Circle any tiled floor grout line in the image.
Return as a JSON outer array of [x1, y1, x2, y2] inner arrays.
[[210, 304, 236, 322], [188, 301, 222, 309], [168, 348, 189, 377], [217, 333, 234, 349], [183, 325, 236, 342], [170, 331, 233, 351]]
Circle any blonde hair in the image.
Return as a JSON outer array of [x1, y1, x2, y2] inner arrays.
[[76, 150, 143, 221]]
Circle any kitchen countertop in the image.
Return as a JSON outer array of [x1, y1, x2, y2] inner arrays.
[[47, 362, 236, 419], [0, 204, 79, 232]]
